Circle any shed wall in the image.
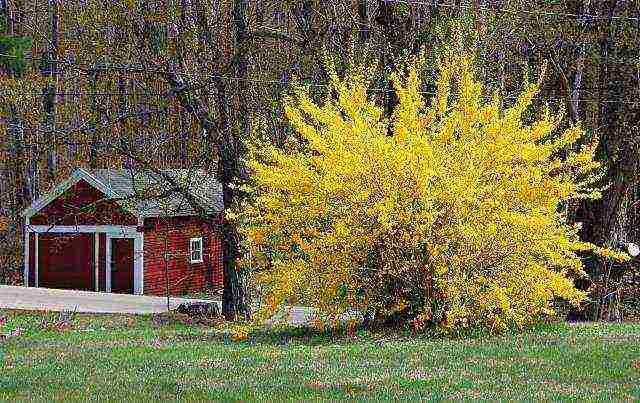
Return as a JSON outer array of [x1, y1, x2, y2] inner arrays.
[[142, 216, 223, 296], [24, 176, 223, 296]]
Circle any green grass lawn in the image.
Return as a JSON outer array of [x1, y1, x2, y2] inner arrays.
[[1, 310, 639, 401]]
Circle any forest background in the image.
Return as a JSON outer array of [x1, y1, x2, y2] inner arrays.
[[0, 0, 638, 320]]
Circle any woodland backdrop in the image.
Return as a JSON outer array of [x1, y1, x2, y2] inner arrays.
[[0, 0, 638, 320]]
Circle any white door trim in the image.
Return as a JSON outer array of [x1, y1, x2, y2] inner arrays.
[[34, 232, 39, 288], [105, 235, 112, 293], [23, 223, 29, 287], [106, 232, 144, 295], [28, 225, 137, 235], [135, 233, 144, 295], [25, 224, 142, 294], [94, 233, 100, 292]]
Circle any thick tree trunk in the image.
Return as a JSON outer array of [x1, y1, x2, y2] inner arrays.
[[162, 1, 250, 320], [211, 71, 246, 321], [579, 0, 638, 320], [220, 0, 252, 321]]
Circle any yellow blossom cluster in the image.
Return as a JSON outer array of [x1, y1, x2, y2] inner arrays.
[[239, 50, 627, 332]]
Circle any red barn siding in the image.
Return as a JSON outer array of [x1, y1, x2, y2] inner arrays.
[[30, 179, 137, 226], [24, 174, 223, 295], [142, 216, 222, 296]]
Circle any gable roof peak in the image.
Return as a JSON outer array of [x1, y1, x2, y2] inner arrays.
[[22, 167, 223, 219]]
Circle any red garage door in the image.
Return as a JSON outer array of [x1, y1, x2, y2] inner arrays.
[[39, 234, 94, 291]]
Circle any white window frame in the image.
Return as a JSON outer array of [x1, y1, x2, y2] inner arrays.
[[189, 237, 203, 264]]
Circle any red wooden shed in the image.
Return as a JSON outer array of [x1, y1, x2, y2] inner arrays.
[[21, 168, 224, 296]]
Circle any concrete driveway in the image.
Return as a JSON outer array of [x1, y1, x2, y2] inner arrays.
[[0, 285, 217, 315], [0, 285, 356, 325]]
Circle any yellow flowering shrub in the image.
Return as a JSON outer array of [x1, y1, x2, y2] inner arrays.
[[240, 50, 627, 333]]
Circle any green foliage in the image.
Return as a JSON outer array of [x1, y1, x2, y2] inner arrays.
[[0, 36, 31, 76], [0, 16, 31, 77]]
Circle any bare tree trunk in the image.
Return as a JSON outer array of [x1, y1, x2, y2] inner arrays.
[[582, 0, 637, 320], [117, 77, 131, 169], [373, 0, 418, 121], [177, 0, 189, 162], [568, 0, 593, 123], [6, 104, 27, 220], [161, 1, 250, 321], [358, 0, 370, 43], [232, 0, 251, 140], [89, 70, 100, 169], [193, 0, 215, 167], [595, 0, 623, 249], [41, 0, 59, 182], [375, 0, 401, 120], [25, 115, 38, 202]]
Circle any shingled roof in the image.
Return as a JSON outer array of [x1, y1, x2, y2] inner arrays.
[[22, 168, 223, 219], [88, 169, 224, 217]]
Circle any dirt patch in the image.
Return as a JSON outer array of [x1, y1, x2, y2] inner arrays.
[[307, 380, 370, 397], [152, 312, 224, 328]]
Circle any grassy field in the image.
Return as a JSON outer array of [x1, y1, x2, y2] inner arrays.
[[1, 310, 639, 401]]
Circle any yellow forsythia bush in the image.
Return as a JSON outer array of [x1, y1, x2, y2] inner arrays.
[[240, 50, 627, 333]]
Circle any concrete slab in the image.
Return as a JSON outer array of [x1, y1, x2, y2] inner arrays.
[[0, 285, 218, 315], [0, 285, 359, 326]]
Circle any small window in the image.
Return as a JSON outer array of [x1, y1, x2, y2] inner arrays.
[[189, 237, 203, 264]]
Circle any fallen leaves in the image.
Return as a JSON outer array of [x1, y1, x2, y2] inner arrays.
[[39, 311, 76, 332], [0, 327, 23, 343]]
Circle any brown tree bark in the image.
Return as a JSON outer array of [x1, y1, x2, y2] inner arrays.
[[576, 0, 639, 320], [220, 0, 252, 321], [158, 0, 251, 322], [41, 0, 59, 182], [358, 0, 370, 43], [88, 70, 100, 169]]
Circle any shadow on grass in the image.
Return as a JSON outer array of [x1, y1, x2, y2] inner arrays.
[[171, 318, 571, 347], [2, 308, 573, 348]]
